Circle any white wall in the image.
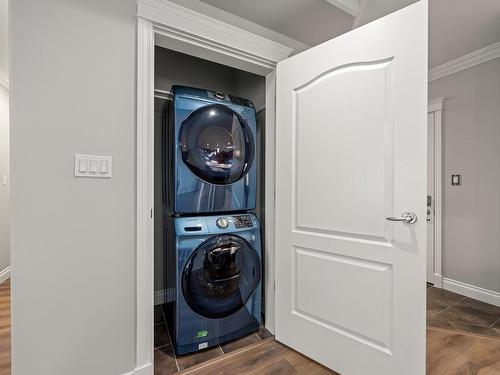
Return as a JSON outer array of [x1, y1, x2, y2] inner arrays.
[[10, 0, 136, 374], [0, 0, 8, 73], [430, 58, 500, 294], [0, 85, 8, 275]]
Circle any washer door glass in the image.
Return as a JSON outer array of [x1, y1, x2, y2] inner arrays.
[[182, 234, 261, 319], [180, 104, 255, 185]]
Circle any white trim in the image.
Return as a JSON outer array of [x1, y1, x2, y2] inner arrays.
[[0, 266, 10, 284], [264, 71, 276, 334], [428, 97, 443, 113], [429, 42, 500, 82], [121, 364, 153, 375], [136, 2, 286, 372], [136, 16, 155, 375], [0, 68, 8, 91], [137, 0, 293, 75], [442, 278, 500, 307], [428, 98, 444, 288]]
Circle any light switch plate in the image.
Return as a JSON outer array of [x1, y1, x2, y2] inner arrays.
[[451, 174, 461, 186], [75, 154, 112, 178]]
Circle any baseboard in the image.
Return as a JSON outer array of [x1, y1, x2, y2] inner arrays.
[[433, 274, 443, 288], [154, 287, 175, 305], [0, 266, 10, 284], [121, 363, 152, 375], [442, 278, 500, 307]]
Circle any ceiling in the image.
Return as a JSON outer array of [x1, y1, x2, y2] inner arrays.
[[198, 0, 500, 68], [198, 0, 355, 46], [429, 0, 500, 67]]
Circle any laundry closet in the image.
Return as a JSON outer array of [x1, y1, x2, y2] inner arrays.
[[153, 46, 268, 356]]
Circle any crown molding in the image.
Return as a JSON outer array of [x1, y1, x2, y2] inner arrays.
[[429, 42, 500, 82], [0, 68, 8, 90]]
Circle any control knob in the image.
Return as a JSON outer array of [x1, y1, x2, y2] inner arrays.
[[216, 217, 229, 229]]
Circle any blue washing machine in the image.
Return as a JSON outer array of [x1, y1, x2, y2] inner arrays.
[[165, 213, 262, 355], [164, 85, 257, 214]]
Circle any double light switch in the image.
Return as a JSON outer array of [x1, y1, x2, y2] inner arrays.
[[75, 154, 112, 178]]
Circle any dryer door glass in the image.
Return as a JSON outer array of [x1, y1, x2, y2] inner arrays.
[[182, 234, 261, 319], [180, 104, 255, 185]]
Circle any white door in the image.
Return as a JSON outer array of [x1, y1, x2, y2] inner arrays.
[[274, 2, 428, 375], [427, 112, 435, 283]]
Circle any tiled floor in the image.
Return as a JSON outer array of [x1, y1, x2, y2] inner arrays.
[[426, 286, 500, 339], [1, 280, 499, 374], [154, 304, 274, 374]]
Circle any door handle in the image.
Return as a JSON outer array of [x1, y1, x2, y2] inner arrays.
[[386, 212, 417, 224]]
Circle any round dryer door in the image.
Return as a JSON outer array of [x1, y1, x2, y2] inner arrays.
[[182, 234, 261, 319], [179, 104, 255, 185]]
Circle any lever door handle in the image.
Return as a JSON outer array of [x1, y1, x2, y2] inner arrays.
[[386, 212, 417, 224]]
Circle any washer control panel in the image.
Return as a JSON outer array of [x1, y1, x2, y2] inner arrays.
[[232, 215, 254, 229], [216, 217, 229, 229]]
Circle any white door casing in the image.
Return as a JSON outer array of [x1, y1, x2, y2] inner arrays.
[[136, 1, 291, 372], [427, 112, 435, 283], [275, 2, 428, 375], [427, 98, 444, 287]]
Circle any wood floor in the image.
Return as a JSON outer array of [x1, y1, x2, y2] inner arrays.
[[0, 279, 10, 375], [0, 279, 499, 374]]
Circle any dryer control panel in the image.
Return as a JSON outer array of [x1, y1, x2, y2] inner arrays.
[[206, 90, 254, 108], [232, 215, 254, 228]]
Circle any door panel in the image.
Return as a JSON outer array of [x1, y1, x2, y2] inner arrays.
[[294, 59, 394, 240], [275, 2, 427, 375], [294, 247, 393, 351]]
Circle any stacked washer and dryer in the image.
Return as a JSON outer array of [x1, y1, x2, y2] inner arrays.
[[163, 86, 262, 355]]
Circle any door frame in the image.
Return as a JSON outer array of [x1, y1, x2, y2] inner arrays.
[[427, 97, 444, 287], [135, 1, 293, 373]]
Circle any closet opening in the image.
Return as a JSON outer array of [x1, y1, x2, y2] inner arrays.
[[152, 46, 270, 373]]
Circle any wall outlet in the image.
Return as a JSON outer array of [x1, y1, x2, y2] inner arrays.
[[75, 154, 112, 178]]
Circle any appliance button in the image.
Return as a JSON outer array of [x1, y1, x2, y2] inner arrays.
[[215, 91, 225, 99], [216, 218, 229, 229]]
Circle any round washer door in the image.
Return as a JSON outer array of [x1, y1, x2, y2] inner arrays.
[[182, 234, 261, 319], [179, 104, 255, 185]]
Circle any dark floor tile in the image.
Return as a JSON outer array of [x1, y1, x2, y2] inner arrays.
[[220, 333, 261, 354], [426, 287, 464, 314], [449, 322, 500, 338], [426, 311, 455, 331], [426, 328, 480, 374], [155, 323, 171, 349], [460, 298, 500, 318], [154, 345, 178, 375], [155, 305, 165, 325], [176, 346, 224, 371], [438, 298, 500, 328], [257, 326, 273, 340], [255, 358, 298, 375], [492, 320, 500, 334]]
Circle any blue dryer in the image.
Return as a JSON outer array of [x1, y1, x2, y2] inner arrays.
[[164, 86, 257, 214], [165, 213, 262, 355]]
